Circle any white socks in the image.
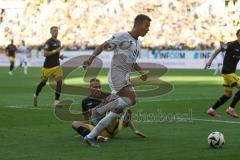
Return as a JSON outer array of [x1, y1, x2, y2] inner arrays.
[[87, 112, 119, 139]]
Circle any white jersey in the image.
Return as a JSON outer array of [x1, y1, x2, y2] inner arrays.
[[106, 31, 141, 93], [18, 45, 28, 63], [18, 45, 27, 55]]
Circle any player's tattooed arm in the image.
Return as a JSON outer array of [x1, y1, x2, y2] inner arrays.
[[82, 111, 91, 124], [123, 109, 146, 138], [132, 63, 144, 74], [132, 63, 147, 81], [129, 120, 146, 138], [83, 42, 109, 69], [204, 47, 221, 70]]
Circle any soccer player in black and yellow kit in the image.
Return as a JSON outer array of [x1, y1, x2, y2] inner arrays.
[[33, 26, 64, 107], [5, 39, 17, 75], [81, 78, 110, 123], [205, 29, 240, 118], [72, 78, 146, 145]]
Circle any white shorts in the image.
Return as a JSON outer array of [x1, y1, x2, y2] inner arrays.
[[18, 54, 28, 64], [108, 69, 131, 94]]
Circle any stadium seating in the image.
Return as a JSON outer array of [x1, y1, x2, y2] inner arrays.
[[0, 0, 240, 49]]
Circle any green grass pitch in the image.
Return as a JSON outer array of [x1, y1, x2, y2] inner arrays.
[[0, 66, 240, 160]]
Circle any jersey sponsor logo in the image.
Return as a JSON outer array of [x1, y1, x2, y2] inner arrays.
[[233, 55, 240, 59], [86, 102, 93, 106]]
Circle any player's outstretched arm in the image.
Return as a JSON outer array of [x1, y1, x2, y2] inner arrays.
[[82, 42, 109, 70], [132, 63, 147, 81], [129, 120, 146, 138], [59, 55, 68, 60], [125, 110, 146, 138], [204, 47, 221, 70]]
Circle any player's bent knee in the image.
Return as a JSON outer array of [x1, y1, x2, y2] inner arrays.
[[117, 97, 133, 109], [40, 80, 47, 86], [72, 121, 83, 129], [226, 93, 232, 97], [224, 88, 232, 97], [55, 76, 63, 82], [72, 121, 78, 129], [56, 80, 63, 85], [225, 91, 232, 97], [131, 98, 136, 106], [113, 108, 124, 114]]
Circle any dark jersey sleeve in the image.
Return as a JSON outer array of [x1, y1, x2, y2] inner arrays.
[[43, 40, 51, 51], [221, 42, 232, 52], [82, 99, 87, 113]]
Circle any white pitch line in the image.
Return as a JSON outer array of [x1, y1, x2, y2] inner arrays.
[[0, 96, 218, 111], [1, 97, 214, 109], [3, 105, 52, 111], [2, 105, 240, 124], [192, 118, 240, 124], [138, 97, 214, 103]]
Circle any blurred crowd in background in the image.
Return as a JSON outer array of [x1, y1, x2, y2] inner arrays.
[[0, 0, 240, 51]]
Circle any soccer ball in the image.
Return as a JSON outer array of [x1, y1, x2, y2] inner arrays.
[[208, 132, 225, 148]]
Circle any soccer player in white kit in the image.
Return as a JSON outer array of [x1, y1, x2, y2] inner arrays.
[[16, 40, 29, 74], [82, 14, 151, 147]]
